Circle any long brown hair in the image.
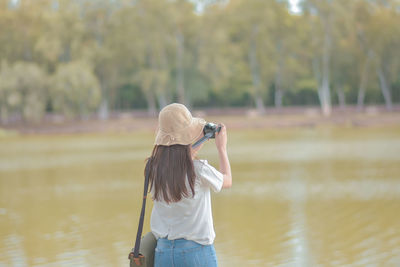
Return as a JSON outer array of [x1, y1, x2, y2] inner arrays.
[[147, 144, 196, 203]]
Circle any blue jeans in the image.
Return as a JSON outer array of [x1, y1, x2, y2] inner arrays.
[[154, 238, 218, 267]]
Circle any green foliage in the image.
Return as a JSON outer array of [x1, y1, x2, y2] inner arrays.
[[115, 84, 147, 110], [50, 61, 101, 119], [0, 61, 47, 123], [0, 0, 399, 123]]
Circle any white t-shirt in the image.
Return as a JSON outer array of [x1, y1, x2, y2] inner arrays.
[[150, 159, 224, 245]]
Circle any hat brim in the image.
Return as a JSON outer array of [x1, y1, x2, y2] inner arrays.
[[154, 117, 206, 146]]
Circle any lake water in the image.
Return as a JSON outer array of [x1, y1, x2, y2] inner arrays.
[[1, 126, 400, 266]]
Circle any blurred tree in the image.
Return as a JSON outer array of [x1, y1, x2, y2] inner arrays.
[[34, 0, 86, 73], [196, 3, 242, 106], [329, 1, 359, 109], [170, 0, 194, 106], [0, 0, 399, 124], [222, 0, 278, 114], [0, 61, 48, 123], [353, 0, 375, 109], [353, 0, 400, 109], [50, 61, 101, 119], [79, 0, 121, 120], [110, 0, 175, 115], [368, 1, 399, 110], [0, 0, 45, 63], [302, 0, 340, 116], [268, 1, 307, 108]]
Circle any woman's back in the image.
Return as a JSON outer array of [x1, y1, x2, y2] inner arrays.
[[151, 159, 224, 246]]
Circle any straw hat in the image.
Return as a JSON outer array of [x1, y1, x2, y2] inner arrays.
[[154, 103, 206, 146]]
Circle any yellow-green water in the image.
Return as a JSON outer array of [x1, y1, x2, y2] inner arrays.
[[1, 126, 400, 266]]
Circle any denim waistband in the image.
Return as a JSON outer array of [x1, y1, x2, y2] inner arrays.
[[157, 238, 204, 249]]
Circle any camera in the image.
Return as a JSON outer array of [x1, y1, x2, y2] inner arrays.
[[192, 122, 221, 148], [203, 122, 221, 139]]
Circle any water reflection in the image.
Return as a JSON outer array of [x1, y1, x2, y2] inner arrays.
[[1, 127, 400, 266]]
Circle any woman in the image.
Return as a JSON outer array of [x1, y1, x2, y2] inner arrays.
[[147, 103, 232, 267]]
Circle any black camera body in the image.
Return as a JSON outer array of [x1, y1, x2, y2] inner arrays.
[[203, 122, 221, 139], [192, 122, 221, 148]]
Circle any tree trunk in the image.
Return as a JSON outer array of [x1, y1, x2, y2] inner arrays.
[[248, 27, 265, 114], [157, 94, 167, 110], [95, 19, 109, 121], [98, 98, 109, 120], [176, 31, 185, 105], [319, 18, 332, 117], [274, 60, 283, 108], [146, 91, 157, 116], [98, 81, 109, 120], [159, 47, 170, 108], [312, 57, 323, 106], [357, 51, 372, 111], [376, 65, 393, 111], [336, 85, 346, 109], [274, 46, 284, 109], [275, 87, 283, 109]]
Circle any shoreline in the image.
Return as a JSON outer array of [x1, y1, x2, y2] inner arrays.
[[1, 105, 400, 135]]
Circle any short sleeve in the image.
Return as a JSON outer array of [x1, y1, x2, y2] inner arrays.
[[195, 160, 224, 192]]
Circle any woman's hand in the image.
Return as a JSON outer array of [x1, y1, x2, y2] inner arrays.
[[215, 123, 232, 189], [215, 124, 227, 151]]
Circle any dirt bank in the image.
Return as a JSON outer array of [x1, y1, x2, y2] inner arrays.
[[1, 105, 400, 135]]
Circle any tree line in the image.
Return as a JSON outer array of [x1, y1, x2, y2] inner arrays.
[[0, 0, 399, 123]]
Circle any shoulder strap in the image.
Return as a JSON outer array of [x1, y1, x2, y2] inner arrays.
[[133, 159, 152, 259]]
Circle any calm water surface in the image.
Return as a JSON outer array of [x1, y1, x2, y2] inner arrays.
[[1, 126, 400, 266]]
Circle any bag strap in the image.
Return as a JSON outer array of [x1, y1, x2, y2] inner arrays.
[[133, 159, 152, 260]]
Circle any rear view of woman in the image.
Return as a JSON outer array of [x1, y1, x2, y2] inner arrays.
[[147, 103, 232, 267]]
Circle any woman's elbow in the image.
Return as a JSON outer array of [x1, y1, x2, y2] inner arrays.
[[222, 176, 232, 189]]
